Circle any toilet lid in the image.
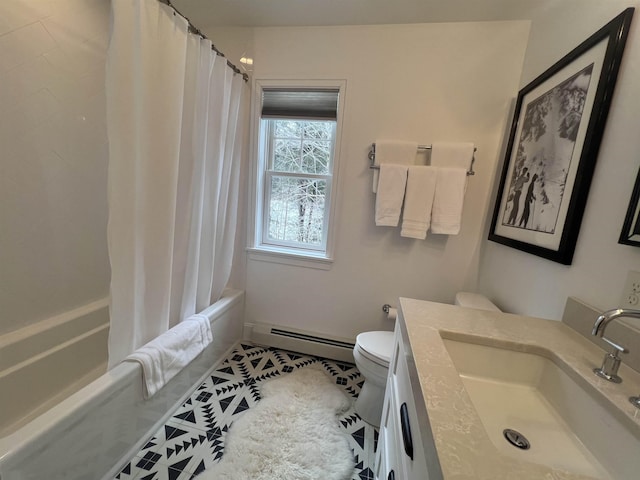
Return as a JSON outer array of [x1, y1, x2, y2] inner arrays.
[[356, 331, 394, 365]]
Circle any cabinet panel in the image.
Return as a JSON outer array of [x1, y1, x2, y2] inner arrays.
[[375, 337, 406, 480], [375, 394, 391, 480], [375, 420, 388, 480], [374, 323, 431, 479], [395, 334, 429, 478]]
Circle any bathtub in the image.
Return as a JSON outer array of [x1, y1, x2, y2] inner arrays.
[[0, 289, 244, 480], [0, 298, 110, 437]]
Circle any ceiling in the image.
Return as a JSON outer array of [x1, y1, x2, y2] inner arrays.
[[172, 0, 555, 28]]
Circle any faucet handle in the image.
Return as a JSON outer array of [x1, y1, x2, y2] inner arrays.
[[601, 336, 628, 354], [593, 336, 628, 383]]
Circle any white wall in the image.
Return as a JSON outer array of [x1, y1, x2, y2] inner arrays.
[[205, 26, 254, 69], [478, 1, 640, 319], [244, 22, 530, 339], [0, 0, 111, 334]]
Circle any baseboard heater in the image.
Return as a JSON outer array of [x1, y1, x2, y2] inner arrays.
[[249, 323, 355, 363]]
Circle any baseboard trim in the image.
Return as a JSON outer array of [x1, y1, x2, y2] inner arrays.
[[248, 322, 355, 363]]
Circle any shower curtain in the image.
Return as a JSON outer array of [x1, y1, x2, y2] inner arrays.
[[106, 0, 246, 368]]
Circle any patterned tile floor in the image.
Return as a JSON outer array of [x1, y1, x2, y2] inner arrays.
[[113, 342, 378, 480]]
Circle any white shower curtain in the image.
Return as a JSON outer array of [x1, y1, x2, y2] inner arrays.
[[106, 0, 246, 368]]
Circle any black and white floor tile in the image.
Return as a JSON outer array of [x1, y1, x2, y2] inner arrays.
[[114, 342, 378, 480]]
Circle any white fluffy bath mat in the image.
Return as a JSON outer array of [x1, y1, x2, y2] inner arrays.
[[201, 367, 354, 480]]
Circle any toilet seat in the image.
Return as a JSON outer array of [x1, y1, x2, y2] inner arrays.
[[356, 331, 394, 367]]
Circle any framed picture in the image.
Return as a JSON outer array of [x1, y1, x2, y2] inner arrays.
[[489, 8, 634, 265], [619, 166, 640, 247]]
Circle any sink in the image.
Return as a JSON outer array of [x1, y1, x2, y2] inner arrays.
[[441, 335, 640, 479]]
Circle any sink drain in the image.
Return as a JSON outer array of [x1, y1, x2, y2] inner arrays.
[[503, 429, 530, 450]]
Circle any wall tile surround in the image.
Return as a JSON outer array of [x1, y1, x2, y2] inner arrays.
[[0, 0, 111, 335]]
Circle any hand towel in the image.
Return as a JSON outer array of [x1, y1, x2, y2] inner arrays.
[[375, 164, 408, 227], [431, 142, 475, 170], [125, 313, 213, 399], [401, 166, 437, 239], [372, 140, 418, 193], [431, 167, 467, 235]]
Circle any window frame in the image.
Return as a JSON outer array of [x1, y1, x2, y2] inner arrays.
[[248, 79, 346, 267], [261, 119, 335, 252]]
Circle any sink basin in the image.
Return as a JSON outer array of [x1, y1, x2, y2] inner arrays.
[[442, 335, 640, 479]]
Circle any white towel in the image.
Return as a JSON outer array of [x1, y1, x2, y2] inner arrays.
[[375, 164, 408, 227], [401, 166, 438, 239], [372, 140, 418, 193], [125, 313, 213, 399], [431, 142, 475, 170], [431, 167, 467, 235]]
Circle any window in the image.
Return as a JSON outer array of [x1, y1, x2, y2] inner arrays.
[[252, 83, 344, 264], [263, 119, 334, 250]]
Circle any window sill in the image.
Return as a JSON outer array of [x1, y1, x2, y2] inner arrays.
[[247, 246, 333, 270]]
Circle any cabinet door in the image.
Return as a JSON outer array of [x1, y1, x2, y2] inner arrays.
[[394, 335, 430, 479], [376, 324, 433, 480], [375, 342, 405, 480]]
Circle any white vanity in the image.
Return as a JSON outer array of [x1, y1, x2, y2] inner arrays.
[[375, 317, 439, 480], [375, 298, 640, 480]]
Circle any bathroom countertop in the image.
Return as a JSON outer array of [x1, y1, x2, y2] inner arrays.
[[398, 297, 640, 480]]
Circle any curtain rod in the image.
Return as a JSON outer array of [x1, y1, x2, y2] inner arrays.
[[159, 0, 249, 82]]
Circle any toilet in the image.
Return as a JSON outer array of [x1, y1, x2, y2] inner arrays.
[[352, 292, 501, 426]]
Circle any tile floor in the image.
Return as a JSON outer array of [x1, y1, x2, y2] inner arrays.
[[113, 342, 378, 480]]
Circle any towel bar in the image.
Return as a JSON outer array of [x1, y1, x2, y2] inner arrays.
[[368, 143, 476, 176]]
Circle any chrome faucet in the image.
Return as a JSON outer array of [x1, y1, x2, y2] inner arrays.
[[590, 308, 640, 383], [592, 308, 640, 337], [592, 308, 640, 409]]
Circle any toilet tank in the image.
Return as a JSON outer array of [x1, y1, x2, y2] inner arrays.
[[454, 292, 501, 312]]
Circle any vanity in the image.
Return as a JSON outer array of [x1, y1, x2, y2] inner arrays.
[[375, 298, 640, 479]]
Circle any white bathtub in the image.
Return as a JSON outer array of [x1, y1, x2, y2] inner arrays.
[[0, 289, 244, 480], [0, 298, 110, 437]]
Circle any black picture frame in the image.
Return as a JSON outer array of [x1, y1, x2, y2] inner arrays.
[[619, 166, 640, 247], [488, 8, 634, 265]]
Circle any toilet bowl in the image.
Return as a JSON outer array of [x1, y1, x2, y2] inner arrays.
[[353, 331, 394, 426], [353, 292, 500, 426]]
